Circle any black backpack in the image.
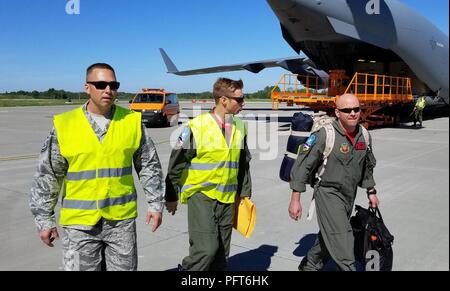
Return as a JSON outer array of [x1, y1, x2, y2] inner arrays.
[[350, 205, 394, 271]]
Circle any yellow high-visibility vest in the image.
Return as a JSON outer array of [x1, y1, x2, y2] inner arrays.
[[179, 113, 246, 204], [416, 98, 426, 110], [54, 106, 141, 226]]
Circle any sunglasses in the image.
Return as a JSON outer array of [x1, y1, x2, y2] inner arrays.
[[338, 107, 361, 113], [226, 96, 245, 104], [87, 81, 120, 90]]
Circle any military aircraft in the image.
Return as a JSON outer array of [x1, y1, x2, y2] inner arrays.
[[160, 0, 449, 104]]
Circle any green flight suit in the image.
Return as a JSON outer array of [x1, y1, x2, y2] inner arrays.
[[290, 119, 376, 271], [165, 113, 252, 271]]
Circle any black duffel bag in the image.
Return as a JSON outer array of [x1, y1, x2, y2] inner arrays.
[[350, 205, 394, 271]]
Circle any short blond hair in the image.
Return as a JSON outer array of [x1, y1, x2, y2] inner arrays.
[[213, 78, 244, 99]]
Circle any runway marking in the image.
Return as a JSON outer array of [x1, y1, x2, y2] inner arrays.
[[0, 154, 38, 161], [154, 139, 170, 145]]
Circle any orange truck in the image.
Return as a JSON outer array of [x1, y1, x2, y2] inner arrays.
[[129, 88, 180, 127]]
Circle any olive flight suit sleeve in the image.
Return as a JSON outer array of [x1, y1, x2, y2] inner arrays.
[[29, 128, 68, 231], [237, 136, 252, 198], [133, 124, 165, 213], [289, 128, 326, 193], [359, 134, 376, 189], [164, 126, 196, 202]]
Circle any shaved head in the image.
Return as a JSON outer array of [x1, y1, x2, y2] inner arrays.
[[336, 94, 360, 109], [335, 94, 361, 132]]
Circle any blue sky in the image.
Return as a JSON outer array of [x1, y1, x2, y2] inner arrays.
[[0, 0, 448, 93]]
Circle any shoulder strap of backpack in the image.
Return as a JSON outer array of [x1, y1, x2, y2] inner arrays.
[[323, 124, 335, 159], [316, 124, 335, 182], [307, 124, 335, 221]]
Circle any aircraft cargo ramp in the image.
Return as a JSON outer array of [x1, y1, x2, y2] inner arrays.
[[271, 71, 414, 127]]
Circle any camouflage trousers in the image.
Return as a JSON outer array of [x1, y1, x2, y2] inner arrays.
[[62, 219, 137, 271]]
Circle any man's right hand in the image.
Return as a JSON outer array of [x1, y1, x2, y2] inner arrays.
[[39, 227, 59, 247], [165, 201, 178, 215], [288, 191, 302, 221]]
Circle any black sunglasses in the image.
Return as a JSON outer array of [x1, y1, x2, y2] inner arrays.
[[338, 107, 361, 113], [225, 96, 245, 103], [87, 81, 120, 90]]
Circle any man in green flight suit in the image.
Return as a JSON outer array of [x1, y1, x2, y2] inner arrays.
[[165, 78, 252, 271], [289, 93, 380, 271]]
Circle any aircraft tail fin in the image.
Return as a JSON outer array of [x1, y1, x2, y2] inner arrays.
[[159, 48, 179, 73]]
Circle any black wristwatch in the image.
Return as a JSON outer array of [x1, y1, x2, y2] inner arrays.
[[366, 188, 377, 195]]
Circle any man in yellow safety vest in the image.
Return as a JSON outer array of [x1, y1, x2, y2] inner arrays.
[[29, 63, 165, 271], [165, 78, 252, 271], [413, 96, 426, 128]]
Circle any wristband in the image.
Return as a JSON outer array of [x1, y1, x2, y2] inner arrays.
[[367, 188, 377, 195]]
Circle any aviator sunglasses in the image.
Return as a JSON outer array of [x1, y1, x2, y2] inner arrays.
[[87, 81, 120, 90], [338, 107, 361, 113]]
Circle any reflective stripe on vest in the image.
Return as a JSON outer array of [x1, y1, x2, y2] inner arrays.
[[181, 183, 238, 193], [54, 106, 141, 226], [188, 161, 239, 171], [62, 192, 137, 209], [179, 113, 246, 204], [66, 166, 133, 181]]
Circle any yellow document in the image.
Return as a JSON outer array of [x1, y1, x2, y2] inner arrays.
[[233, 197, 256, 238]]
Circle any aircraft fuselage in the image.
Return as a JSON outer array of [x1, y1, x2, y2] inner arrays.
[[267, 0, 449, 103]]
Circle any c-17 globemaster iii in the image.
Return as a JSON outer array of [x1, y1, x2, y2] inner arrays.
[[160, 0, 449, 106]]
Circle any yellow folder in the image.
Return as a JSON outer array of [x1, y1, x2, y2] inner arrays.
[[233, 197, 256, 238]]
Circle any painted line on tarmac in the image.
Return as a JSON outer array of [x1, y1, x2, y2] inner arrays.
[[155, 139, 171, 145], [0, 154, 38, 162]]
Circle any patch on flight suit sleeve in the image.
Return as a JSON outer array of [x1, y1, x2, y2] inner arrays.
[[299, 134, 316, 153], [176, 127, 191, 148]]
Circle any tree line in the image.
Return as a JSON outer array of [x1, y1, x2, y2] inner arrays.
[[1, 85, 277, 100], [178, 86, 276, 100], [0, 89, 134, 100]]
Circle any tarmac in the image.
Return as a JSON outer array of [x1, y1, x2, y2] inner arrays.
[[0, 101, 448, 271]]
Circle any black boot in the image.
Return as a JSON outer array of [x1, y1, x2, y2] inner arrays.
[[177, 264, 185, 271]]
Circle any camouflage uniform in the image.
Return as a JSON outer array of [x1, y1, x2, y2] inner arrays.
[[29, 103, 164, 271], [290, 119, 376, 271]]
